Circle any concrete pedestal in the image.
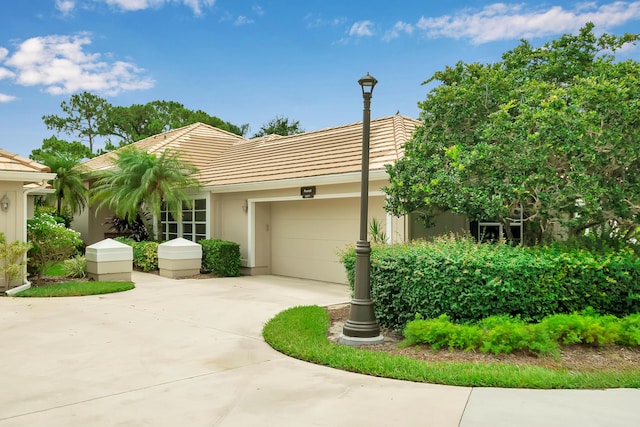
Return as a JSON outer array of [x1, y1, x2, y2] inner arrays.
[[158, 238, 202, 279], [86, 239, 133, 282]]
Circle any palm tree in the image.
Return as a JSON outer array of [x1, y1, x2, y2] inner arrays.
[[40, 152, 88, 216], [91, 147, 199, 240]]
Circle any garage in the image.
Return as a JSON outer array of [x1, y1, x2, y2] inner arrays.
[[269, 196, 385, 284]]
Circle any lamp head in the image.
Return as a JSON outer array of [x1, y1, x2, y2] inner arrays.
[[358, 73, 377, 97]]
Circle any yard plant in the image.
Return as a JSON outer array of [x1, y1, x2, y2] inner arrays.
[[341, 236, 640, 330]]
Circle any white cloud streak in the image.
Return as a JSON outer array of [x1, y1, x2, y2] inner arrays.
[[383, 21, 414, 41], [101, 0, 215, 15], [0, 93, 17, 103], [234, 16, 254, 26], [1, 34, 154, 96], [412, 1, 640, 44], [56, 0, 76, 15], [349, 20, 375, 37]]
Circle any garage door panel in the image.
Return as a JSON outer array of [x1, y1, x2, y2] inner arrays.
[[270, 197, 384, 284]]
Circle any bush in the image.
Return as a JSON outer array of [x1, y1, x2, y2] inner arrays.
[[341, 236, 640, 330], [27, 214, 82, 280], [62, 255, 87, 278], [35, 205, 73, 228], [112, 238, 158, 272], [132, 241, 158, 272], [403, 310, 640, 356], [0, 232, 31, 288], [200, 239, 241, 277]]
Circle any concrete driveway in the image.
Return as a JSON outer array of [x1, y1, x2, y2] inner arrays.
[[1, 272, 638, 427]]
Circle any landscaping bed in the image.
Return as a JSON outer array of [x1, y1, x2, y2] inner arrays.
[[327, 304, 640, 372]]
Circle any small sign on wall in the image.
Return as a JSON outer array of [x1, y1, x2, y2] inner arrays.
[[300, 186, 316, 199]]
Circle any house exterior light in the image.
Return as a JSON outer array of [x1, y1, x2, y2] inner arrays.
[[1, 194, 9, 212]]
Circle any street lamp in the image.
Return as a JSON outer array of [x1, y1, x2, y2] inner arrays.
[[339, 73, 384, 346]]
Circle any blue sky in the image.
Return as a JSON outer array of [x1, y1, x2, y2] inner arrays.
[[1, 1, 639, 157]]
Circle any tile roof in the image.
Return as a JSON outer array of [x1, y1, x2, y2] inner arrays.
[[0, 149, 51, 173], [79, 115, 421, 188], [199, 114, 420, 187], [80, 122, 246, 177]]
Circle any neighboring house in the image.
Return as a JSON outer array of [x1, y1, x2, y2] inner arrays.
[[0, 149, 56, 290], [77, 114, 468, 284]]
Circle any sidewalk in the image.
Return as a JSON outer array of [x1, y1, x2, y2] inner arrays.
[[0, 272, 637, 426]]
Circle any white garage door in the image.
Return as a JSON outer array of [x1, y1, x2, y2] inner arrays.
[[270, 197, 384, 284]]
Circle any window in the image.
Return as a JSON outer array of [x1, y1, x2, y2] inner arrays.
[[160, 198, 207, 242]]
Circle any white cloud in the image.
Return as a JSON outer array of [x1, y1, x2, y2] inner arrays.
[[414, 1, 640, 44], [0, 67, 14, 80], [252, 5, 265, 16], [304, 14, 346, 29], [0, 93, 17, 103], [383, 21, 414, 41], [56, 0, 75, 15], [234, 16, 254, 26], [3, 34, 154, 96], [349, 20, 374, 37], [101, 0, 214, 15]]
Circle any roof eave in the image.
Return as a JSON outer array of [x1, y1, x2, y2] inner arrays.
[[0, 171, 57, 183], [202, 169, 389, 194]]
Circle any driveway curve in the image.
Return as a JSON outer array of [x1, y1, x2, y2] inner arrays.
[[1, 272, 637, 427]]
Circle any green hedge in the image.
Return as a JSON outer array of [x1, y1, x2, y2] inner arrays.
[[341, 236, 640, 330], [113, 238, 158, 272], [200, 239, 241, 277]]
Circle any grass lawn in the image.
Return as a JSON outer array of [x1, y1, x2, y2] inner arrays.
[[263, 305, 640, 389], [43, 262, 66, 277], [14, 281, 135, 297]]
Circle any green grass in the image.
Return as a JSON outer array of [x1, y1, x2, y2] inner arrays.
[[43, 262, 66, 277], [262, 305, 640, 389], [14, 281, 135, 297]]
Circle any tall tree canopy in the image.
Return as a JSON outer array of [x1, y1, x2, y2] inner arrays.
[[384, 23, 640, 244], [90, 147, 200, 240], [39, 95, 247, 157], [252, 116, 304, 137], [30, 136, 93, 163], [42, 92, 110, 155]]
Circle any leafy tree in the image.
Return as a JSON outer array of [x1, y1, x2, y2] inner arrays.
[[39, 152, 88, 217], [104, 101, 247, 148], [42, 92, 111, 154], [90, 147, 200, 240], [384, 23, 640, 244], [252, 116, 304, 137], [30, 136, 93, 163], [42, 94, 247, 154]]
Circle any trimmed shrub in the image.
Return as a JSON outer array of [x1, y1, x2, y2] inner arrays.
[[132, 241, 158, 272], [341, 236, 640, 330], [113, 238, 158, 272], [200, 239, 241, 277]]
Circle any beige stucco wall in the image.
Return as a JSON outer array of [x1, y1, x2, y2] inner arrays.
[[209, 179, 404, 284], [0, 182, 26, 290], [0, 182, 24, 243]]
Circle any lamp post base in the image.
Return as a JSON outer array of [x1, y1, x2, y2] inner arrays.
[[338, 333, 384, 347]]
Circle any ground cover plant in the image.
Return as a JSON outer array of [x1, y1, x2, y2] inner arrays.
[[402, 311, 640, 357]]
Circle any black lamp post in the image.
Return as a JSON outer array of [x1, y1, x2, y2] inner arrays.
[[339, 73, 384, 346]]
